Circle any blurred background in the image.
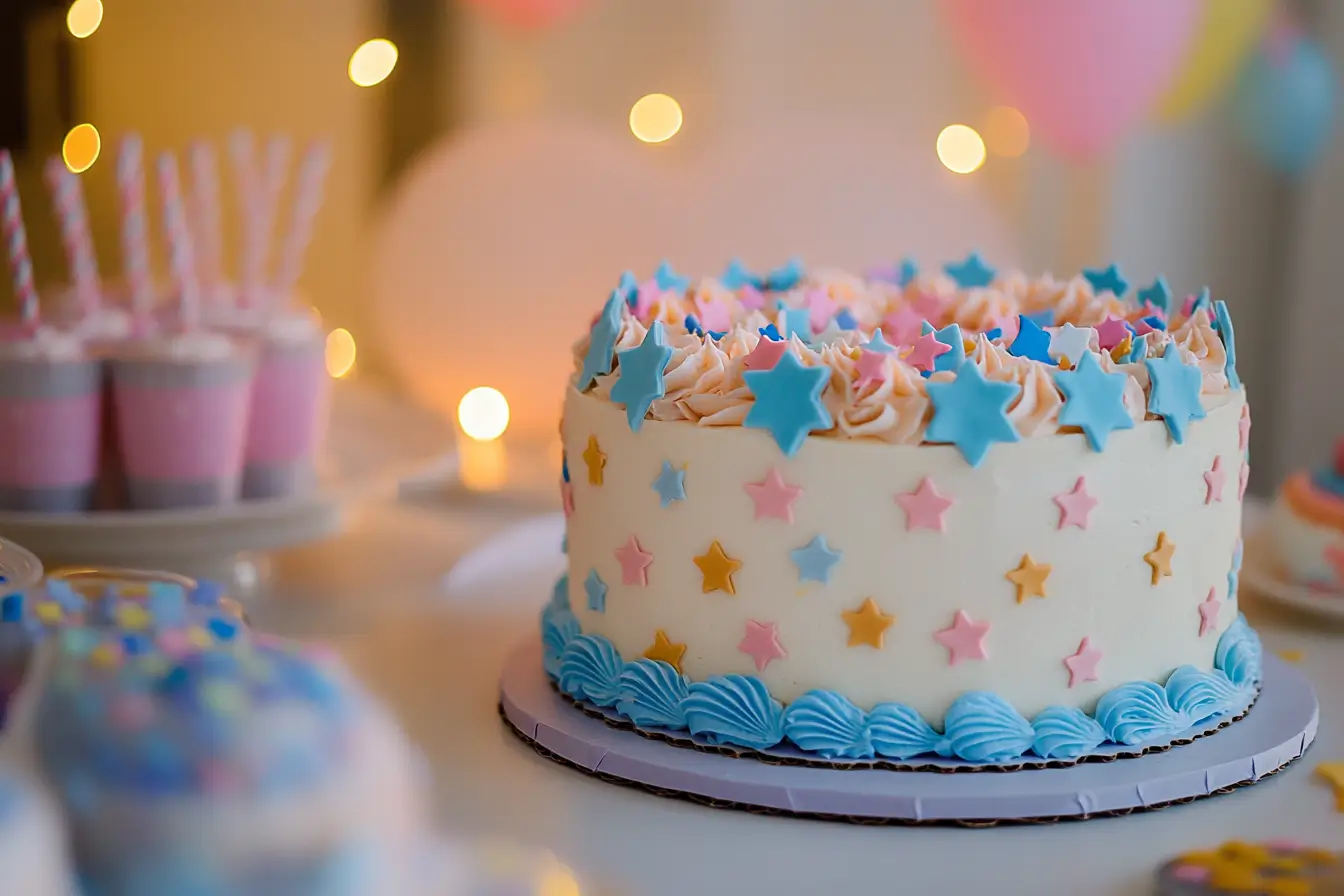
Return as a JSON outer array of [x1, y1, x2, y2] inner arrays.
[[0, 0, 1339, 492]]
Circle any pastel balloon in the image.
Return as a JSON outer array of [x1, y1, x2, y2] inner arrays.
[[943, 0, 1202, 159], [462, 0, 588, 31], [1230, 36, 1336, 175], [1156, 0, 1273, 122]]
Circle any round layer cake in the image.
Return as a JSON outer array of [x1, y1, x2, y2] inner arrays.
[[1267, 440, 1344, 591], [546, 256, 1258, 763]]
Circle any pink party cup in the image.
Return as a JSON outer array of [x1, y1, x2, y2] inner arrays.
[[0, 330, 103, 513], [110, 333, 255, 510], [242, 312, 329, 500]]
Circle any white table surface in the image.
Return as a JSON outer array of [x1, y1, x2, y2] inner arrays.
[[250, 497, 1344, 896]]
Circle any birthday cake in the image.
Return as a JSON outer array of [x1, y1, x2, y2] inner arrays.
[[544, 256, 1259, 764], [1267, 439, 1344, 593]]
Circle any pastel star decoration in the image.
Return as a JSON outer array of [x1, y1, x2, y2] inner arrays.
[[864, 328, 898, 354], [577, 290, 625, 391], [1008, 314, 1053, 363], [1054, 350, 1134, 451], [609, 321, 673, 432], [1145, 343, 1207, 444], [1063, 637, 1103, 688], [765, 258, 805, 291], [841, 598, 895, 649], [614, 535, 654, 586], [882, 306, 924, 346], [694, 293, 733, 333], [1198, 587, 1222, 637], [1145, 531, 1176, 585], [743, 351, 833, 457], [584, 569, 607, 613], [737, 620, 787, 672], [895, 477, 954, 532], [932, 323, 966, 374], [694, 540, 742, 594], [743, 333, 787, 371], [1048, 323, 1096, 366], [616, 270, 639, 304], [897, 256, 918, 287], [854, 348, 888, 390], [653, 260, 689, 292], [943, 252, 996, 289], [791, 535, 841, 584], [1204, 456, 1227, 504], [934, 610, 990, 666], [805, 289, 839, 332], [1213, 299, 1241, 390], [1095, 317, 1133, 352], [1005, 554, 1051, 604], [1082, 263, 1128, 298], [651, 460, 687, 507], [904, 330, 950, 373], [1238, 405, 1251, 451], [582, 435, 606, 485], [778, 303, 812, 342], [1053, 477, 1098, 530], [925, 359, 1020, 467], [743, 468, 803, 523], [643, 630, 687, 673], [720, 258, 759, 290], [1137, 277, 1173, 318]]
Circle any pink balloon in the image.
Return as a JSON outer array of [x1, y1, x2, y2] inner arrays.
[[943, 0, 1202, 159], [463, 0, 588, 31]]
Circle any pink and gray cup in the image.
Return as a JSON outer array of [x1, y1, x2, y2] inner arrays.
[[241, 310, 328, 500]]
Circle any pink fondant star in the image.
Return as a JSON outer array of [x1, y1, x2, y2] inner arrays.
[[738, 620, 787, 672], [738, 284, 766, 312], [806, 289, 838, 332], [934, 610, 990, 666], [1238, 405, 1251, 451], [561, 481, 575, 518], [1180, 294, 1198, 317], [1063, 637, 1103, 688], [1198, 587, 1222, 637], [895, 477, 954, 532], [1325, 544, 1344, 587], [695, 295, 733, 333], [1095, 316, 1132, 351], [1133, 318, 1159, 337], [904, 331, 950, 373], [1140, 301, 1166, 322], [912, 291, 945, 322], [1203, 455, 1227, 504], [743, 336, 787, 371], [882, 306, 925, 346], [634, 278, 663, 319], [992, 313, 1020, 343], [614, 535, 654, 586], [855, 349, 888, 390], [1053, 476, 1098, 530], [1239, 461, 1249, 500], [743, 468, 803, 523]]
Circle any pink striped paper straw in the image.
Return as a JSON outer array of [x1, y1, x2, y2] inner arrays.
[[117, 135, 153, 322], [228, 130, 259, 307], [43, 157, 100, 316], [0, 149, 39, 330], [242, 135, 290, 306], [272, 141, 331, 301], [156, 152, 199, 330], [186, 140, 223, 292]]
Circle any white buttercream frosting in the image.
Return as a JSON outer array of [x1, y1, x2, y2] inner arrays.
[[117, 330, 238, 363], [0, 327, 86, 362]]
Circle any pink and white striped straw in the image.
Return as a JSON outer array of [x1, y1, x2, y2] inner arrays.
[[117, 135, 153, 322], [43, 157, 100, 317], [156, 152, 199, 330], [186, 140, 223, 293], [272, 141, 331, 302], [242, 135, 290, 307], [0, 150, 39, 330], [228, 130, 261, 307]]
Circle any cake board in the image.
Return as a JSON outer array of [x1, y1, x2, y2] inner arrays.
[[498, 640, 1317, 825]]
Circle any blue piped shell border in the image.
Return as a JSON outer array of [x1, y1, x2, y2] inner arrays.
[[540, 587, 1262, 764]]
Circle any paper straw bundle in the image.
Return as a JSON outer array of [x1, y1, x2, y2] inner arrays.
[[273, 141, 332, 301], [116, 135, 154, 326], [155, 152, 200, 331], [186, 140, 223, 292], [42, 158, 100, 316], [0, 149, 40, 331]]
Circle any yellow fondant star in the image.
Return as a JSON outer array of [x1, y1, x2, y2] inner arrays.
[[1005, 554, 1051, 604], [187, 626, 214, 649], [643, 629, 687, 673], [841, 598, 896, 649], [582, 435, 606, 486], [116, 602, 151, 631], [34, 602, 64, 625], [693, 540, 742, 595], [1109, 337, 1132, 363], [1144, 531, 1176, 585]]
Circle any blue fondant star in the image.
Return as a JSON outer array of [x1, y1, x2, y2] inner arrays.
[[654, 260, 690, 293], [584, 569, 607, 613], [610, 321, 673, 432], [652, 460, 687, 507], [0, 593, 21, 622], [759, 323, 782, 341], [834, 308, 858, 330], [984, 328, 1003, 342], [721, 258, 760, 290], [743, 351, 833, 457], [1083, 263, 1129, 298], [1125, 335, 1148, 364], [146, 583, 188, 628], [898, 256, 918, 287], [765, 258, 805, 291], [684, 314, 705, 338], [577, 290, 625, 391], [1054, 351, 1134, 452], [943, 252, 996, 289], [779, 305, 812, 342], [1189, 287, 1211, 318], [561, 453, 570, 483], [617, 270, 639, 307], [933, 322, 966, 374], [1212, 299, 1241, 389], [790, 535, 842, 584], [1008, 314, 1053, 363], [1137, 277, 1173, 317], [1145, 343, 1207, 444], [864, 328, 897, 354], [1141, 315, 1167, 332], [925, 359, 1021, 466], [1025, 308, 1055, 328], [552, 573, 570, 611]]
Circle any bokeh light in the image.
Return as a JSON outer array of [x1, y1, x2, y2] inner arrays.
[[325, 328, 357, 378], [936, 124, 987, 175], [983, 106, 1031, 158], [66, 0, 103, 38], [457, 387, 511, 442], [629, 94, 683, 144], [348, 39, 398, 87], [62, 124, 101, 173]]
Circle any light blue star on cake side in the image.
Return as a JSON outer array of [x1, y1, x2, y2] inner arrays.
[[1083, 263, 1129, 298], [791, 535, 842, 584], [721, 258, 760, 290], [654, 260, 690, 292], [1145, 343, 1207, 444], [1054, 351, 1134, 452], [864, 328, 898, 354], [943, 252, 996, 289], [651, 460, 687, 507], [898, 256, 918, 287], [616, 271, 639, 307], [610, 321, 673, 432], [777, 302, 812, 342], [743, 351, 833, 457], [584, 569, 607, 613], [1137, 277, 1173, 317], [577, 290, 625, 391], [933, 322, 965, 374], [1212, 299, 1241, 389], [765, 258, 805, 291], [925, 359, 1021, 466]]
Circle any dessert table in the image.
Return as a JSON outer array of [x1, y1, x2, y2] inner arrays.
[[249, 497, 1342, 896]]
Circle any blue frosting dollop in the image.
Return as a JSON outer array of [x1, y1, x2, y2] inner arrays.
[[868, 703, 951, 759], [1215, 613, 1262, 689], [1030, 707, 1107, 760], [556, 635, 624, 707], [943, 692, 1035, 762], [617, 659, 689, 730], [1095, 680, 1188, 745], [683, 675, 786, 751], [540, 602, 579, 681], [782, 691, 874, 759]]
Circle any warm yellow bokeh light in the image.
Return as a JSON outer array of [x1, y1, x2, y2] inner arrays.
[[538, 866, 582, 896], [936, 124, 987, 175], [983, 106, 1031, 158], [457, 387, 511, 442], [348, 39, 398, 88], [66, 0, 103, 38], [62, 124, 101, 174], [325, 328, 357, 378], [629, 93, 683, 144]]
